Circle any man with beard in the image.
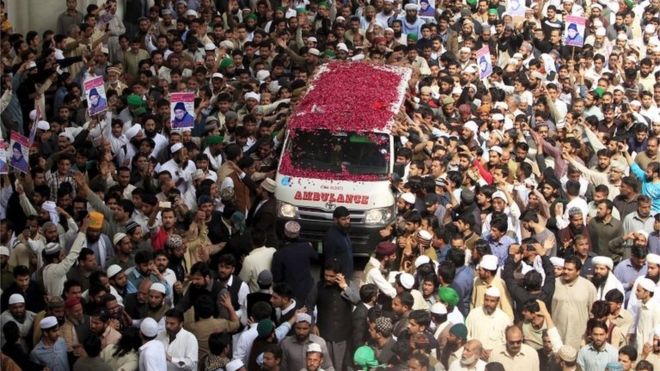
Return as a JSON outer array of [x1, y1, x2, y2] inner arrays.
[[141, 116, 168, 158], [631, 277, 660, 352], [107, 233, 135, 271], [155, 250, 177, 305], [591, 256, 625, 300], [156, 309, 198, 371], [42, 222, 87, 297], [89, 307, 121, 349], [558, 208, 592, 258], [465, 286, 512, 354], [613, 245, 648, 302], [399, 4, 425, 37], [323, 206, 354, 278], [635, 137, 659, 170], [306, 259, 359, 371], [30, 296, 67, 347], [520, 211, 556, 256], [107, 265, 129, 300], [471, 254, 514, 320], [622, 195, 655, 235], [145, 282, 168, 325], [160, 143, 197, 194], [1, 265, 46, 313], [66, 248, 99, 292], [448, 339, 486, 371], [280, 314, 334, 371], [176, 262, 225, 318], [126, 249, 170, 296], [362, 242, 398, 299], [30, 316, 70, 371], [588, 199, 624, 259], [614, 177, 641, 220], [0, 294, 36, 349], [216, 254, 249, 323], [577, 320, 618, 371], [552, 256, 597, 349], [0, 246, 11, 292]]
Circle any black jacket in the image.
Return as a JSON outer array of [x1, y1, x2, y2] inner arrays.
[[272, 239, 318, 303]]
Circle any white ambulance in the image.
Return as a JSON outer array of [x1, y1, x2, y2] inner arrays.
[[274, 62, 412, 255]]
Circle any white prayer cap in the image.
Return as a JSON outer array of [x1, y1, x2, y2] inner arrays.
[[256, 70, 270, 82], [337, 43, 349, 52], [140, 317, 159, 337], [489, 145, 503, 155], [125, 124, 142, 140], [29, 110, 38, 121], [113, 233, 128, 246], [36, 120, 50, 131], [244, 91, 261, 101], [464, 121, 479, 134], [485, 286, 501, 298], [431, 302, 447, 315], [399, 273, 415, 290], [645, 24, 656, 34], [401, 192, 416, 204], [8, 294, 25, 305], [106, 264, 123, 278], [479, 255, 498, 271], [647, 254, 660, 265], [296, 313, 312, 323], [170, 143, 184, 153], [550, 257, 565, 267], [307, 342, 323, 353], [592, 256, 613, 270], [150, 282, 166, 294], [638, 278, 656, 293], [418, 230, 432, 241], [415, 255, 430, 268], [204, 43, 216, 51], [491, 191, 507, 203], [595, 27, 606, 37], [44, 242, 61, 255], [636, 230, 649, 239], [185, 9, 198, 17], [308, 48, 321, 56], [211, 72, 224, 79], [40, 316, 58, 329]]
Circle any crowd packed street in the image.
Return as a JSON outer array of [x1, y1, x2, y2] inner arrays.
[[0, 0, 659, 369]]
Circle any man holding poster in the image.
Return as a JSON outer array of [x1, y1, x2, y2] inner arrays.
[[170, 92, 196, 129], [84, 76, 108, 115], [565, 16, 586, 47]]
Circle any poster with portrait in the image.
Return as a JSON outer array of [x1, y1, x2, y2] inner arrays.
[[417, 0, 436, 19], [9, 132, 29, 174], [564, 15, 586, 47], [170, 92, 196, 129], [84, 76, 108, 116], [476, 46, 492, 79], [0, 140, 7, 175]]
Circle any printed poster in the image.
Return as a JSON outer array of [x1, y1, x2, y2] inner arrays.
[[0, 140, 7, 175], [564, 15, 586, 47], [84, 76, 108, 116], [9, 132, 29, 174], [170, 92, 196, 129], [476, 46, 493, 79], [418, 0, 436, 18], [507, 0, 525, 17]]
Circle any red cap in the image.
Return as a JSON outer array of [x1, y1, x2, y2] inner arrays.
[[65, 297, 81, 309]]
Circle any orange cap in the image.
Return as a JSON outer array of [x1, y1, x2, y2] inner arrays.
[[89, 211, 104, 229]]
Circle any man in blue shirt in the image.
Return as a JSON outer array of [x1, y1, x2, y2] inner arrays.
[[30, 316, 69, 371], [486, 217, 515, 267], [323, 206, 354, 278], [577, 321, 618, 371]]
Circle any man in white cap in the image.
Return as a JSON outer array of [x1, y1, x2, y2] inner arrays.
[[552, 256, 597, 350], [592, 256, 625, 300], [471, 254, 514, 320], [226, 359, 247, 371], [157, 142, 197, 194], [280, 313, 334, 371], [304, 343, 326, 371], [628, 254, 660, 316], [42, 219, 89, 297], [644, 325, 660, 367], [483, 190, 522, 246], [146, 282, 169, 325], [0, 245, 11, 291], [0, 293, 36, 349], [465, 286, 512, 353], [631, 277, 660, 352], [156, 308, 198, 371], [30, 316, 69, 371], [139, 317, 167, 371]]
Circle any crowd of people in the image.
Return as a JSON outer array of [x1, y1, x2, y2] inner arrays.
[[0, 0, 659, 369]]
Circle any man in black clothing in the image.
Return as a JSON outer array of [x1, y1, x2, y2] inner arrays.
[[1, 265, 46, 313], [272, 221, 318, 303], [176, 262, 225, 319], [323, 207, 354, 278], [306, 259, 360, 371]]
